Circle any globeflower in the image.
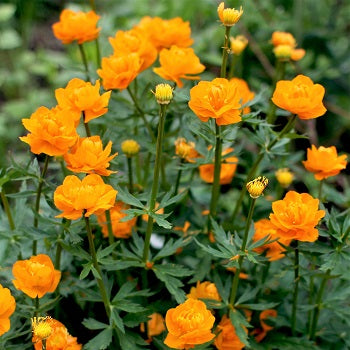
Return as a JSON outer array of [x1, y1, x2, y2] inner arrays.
[[52, 9, 100, 45], [230, 35, 248, 55], [64, 136, 117, 176], [20, 106, 79, 156], [164, 298, 215, 349], [269, 191, 325, 242], [0, 284, 16, 336], [189, 78, 242, 125], [254, 309, 278, 343], [12, 254, 61, 298], [97, 201, 136, 239], [271, 75, 327, 119], [302, 145, 347, 180], [109, 29, 157, 72], [230, 78, 255, 114], [214, 315, 246, 350], [253, 219, 291, 261], [275, 168, 294, 188], [54, 174, 117, 220], [217, 2, 243, 27], [55, 78, 111, 124], [140, 313, 166, 339], [97, 53, 142, 90], [134, 16, 193, 51], [187, 281, 221, 301], [153, 46, 205, 88], [271, 31, 296, 48], [174, 138, 199, 163]]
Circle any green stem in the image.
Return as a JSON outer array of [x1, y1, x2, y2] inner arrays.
[[291, 241, 300, 336], [142, 152, 152, 187], [318, 180, 324, 202], [34, 297, 39, 318], [309, 269, 330, 340], [33, 155, 50, 255], [89, 0, 96, 11], [231, 115, 297, 223], [78, 43, 91, 81], [95, 38, 101, 67], [142, 105, 167, 263], [82, 111, 92, 137], [229, 198, 256, 307], [228, 54, 239, 79], [42, 338, 47, 350], [220, 26, 232, 78], [173, 159, 184, 196], [105, 209, 114, 246], [1, 190, 15, 230], [307, 257, 316, 334], [127, 87, 156, 142], [127, 157, 134, 194], [84, 215, 111, 318], [55, 240, 62, 271]]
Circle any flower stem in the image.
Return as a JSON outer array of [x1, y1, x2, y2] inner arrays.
[[318, 180, 324, 202], [127, 157, 134, 194], [42, 339, 47, 350], [229, 198, 256, 307], [220, 26, 232, 78], [291, 241, 300, 336], [95, 38, 101, 67], [33, 155, 50, 255], [82, 111, 92, 137], [84, 215, 111, 318], [78, 43, 91, 81], [228, 54, 239, 79], [230, 115, 297, 224], [1, 190, 15, 231], [173, 159, 184, 196], [105, 209, 114, 246], [142, 105, 167, 263], [34, 296, 39, 318]]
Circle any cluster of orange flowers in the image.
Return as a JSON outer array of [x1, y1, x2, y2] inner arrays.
[[271, 31, 305, 61]]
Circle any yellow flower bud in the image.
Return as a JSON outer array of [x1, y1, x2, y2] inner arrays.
[[246, 176, 268, 199], [218, 2, 243, 27], [275, 168, 294, 188], [121, 139, 140, 157], [273, 45, 293, 60], [154, 83, 173, 105], [31, 317, 52, 341], [174, 138, 195, 160], [230, 35, 248, 55]]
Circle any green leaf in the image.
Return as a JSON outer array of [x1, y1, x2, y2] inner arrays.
[[82, 318, 108, 330], [229, 309, 250, 347], [116, 186, 145, 209], [239, 302, 279, 310], [113, 299, 146, 313], [155, 264, 192, 277], [153, 238, 189, 261], [150, 212, 172, 229], [158, 190, 187, 209], [84, 327, 113, 350], [0, 4, 16, 22], [60, 242, 91, 260], [79, 263, 92, 280], [96, 242, 119, 260], [235, 287, 259, 305], [110, 307, 125, 333]]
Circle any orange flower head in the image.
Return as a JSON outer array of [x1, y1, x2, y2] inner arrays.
[[253, 219, 291, 261], [12, 254, 61, 298], [32, 317, 52, 342], [271, 75, 327, 119], [275, 168, 294, 188], [134, 16, 193, 51], [164, 298, 215, 349], [147, 313, 166, 338], [246, 176, 268, 198], [121, 139, 141, 157], [153, 83, 174, 104], [254, 309, 278, 342], [64, 136, 117, 176], [230, 78, 255, 114], [174, 138, 199, 162], [302, 145, 347, 180], [269, 191, 325, 242], [214, 315, 246, 350], [230, 35, 248, 55], [217, 3, 243, 26], [153, 46, 205, 88], [291, 48, 306, 61], [97, 53, 142, 90], [20, 106, 79, 156], [199, 147, 238, 185], [273, 44, 293, 60], [0, 284, 16, 336], [189, 78, 242, 125], [109, 29, 157, 72], [187, 281, 221, 301], [271, 31, 296, 48], [33, 318, 82, 350], [52, 9, 100, 45], [54, 174, 117, 220], [55, 78, 111, 124], [97, 201, 136, 239]]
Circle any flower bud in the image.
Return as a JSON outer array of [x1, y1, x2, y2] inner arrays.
[[174, 138, 196, 160], [273, 45, 293, 60], [246, 176, 268, 198], [153, 83, 173, 105], [121, 139, 140, 157], [218, 3, 243, 27], [275, 168, 294, 188], [32, 317, 52, 341], [230, 35, 248, 55], [291, 48, 306, 61]]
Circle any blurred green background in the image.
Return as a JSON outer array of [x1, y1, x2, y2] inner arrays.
[[0, 0, 349, 168]]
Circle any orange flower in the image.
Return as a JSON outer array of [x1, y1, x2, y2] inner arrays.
[[230, 78, 255, 114], [271, 31, 296, 48], [140, 313, 166, 339], [64, 136, 117, 176], [252, 219, 291, 261], [153, 46, 205, 88], [199, 148, 238, 185], [254, 309, 277, 343], [164, 298, 215, 349], [12, 254, 61, 298], [174, 138, 200, 163], [0, 284, 16, 336], [134, 16, 193, 51], [109, 29, 157, 72], [33, 318, 82, 350], [52, 9, 100, 45], [97, 53, 142, 90], [20, 106, 79, 156], [302, 145, 347, 180], [271, 75, 327, 119], [214, 315, 246, 350], [217, 3, 243, 27], [230, 35, 248, 55], [189, 78, 242, 125], [97, 201, 136, 239], [187, 281, 221, 301], [54, 174, 117, 220], [269, 191, 325, 242], [291, 48, 306, 61], [55, 78, 111, 124]]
